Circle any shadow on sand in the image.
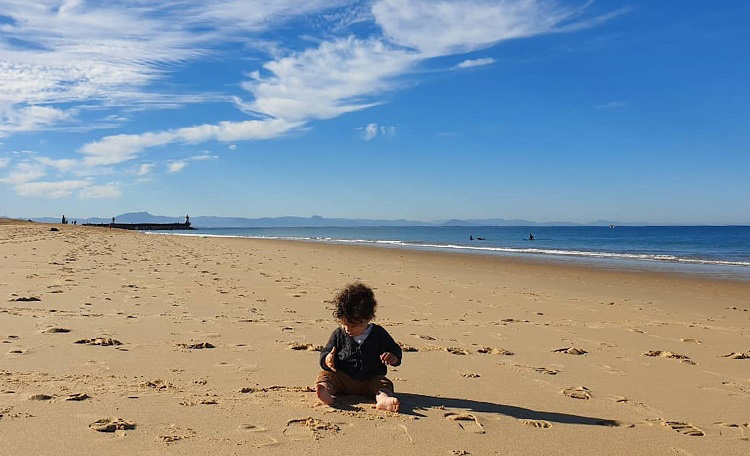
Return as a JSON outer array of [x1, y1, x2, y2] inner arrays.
[[387, 393, 623, 426]]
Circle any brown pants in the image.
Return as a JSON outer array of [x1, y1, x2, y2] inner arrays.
[[316, 370, 394, 397]]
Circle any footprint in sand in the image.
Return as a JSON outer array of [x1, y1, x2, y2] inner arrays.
[[284, 417, 340, 441], [721, 352, 750, 359], [614, 396, 650, 409], [394, 424, 414, 443], [597, 419, 634, 428], [10, 296, 41, 302], [670, 448, 696, 456], [239, 424, 267, 432], [398, 342, 419, 352], [460, 371, 480, 378], [680, 338, 702, 344], [521, 419, 552, 429], [553, 347, 587, 355], [446, 347, 469, 355], [40, 327, 71, 334], [562, 386, 591, 400], [159, 427, 198, 445], [238, 424, 279, 447], [643, 351, 696, 365], [176, 342, 215, 349], [444, 412, 485, 434], [476, 347, 514, 355], [653, 420, 704, 437], [412, 334, 436, 340], [593, 364, 624, 375], [90, 418, 136, 432], [713, 422, 750, 440], [75, 337, 122, 346], [531, 366, 560, 376], [28, 394, 53, 401]]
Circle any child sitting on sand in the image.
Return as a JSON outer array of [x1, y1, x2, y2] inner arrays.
[[316, 282, 402, 412]]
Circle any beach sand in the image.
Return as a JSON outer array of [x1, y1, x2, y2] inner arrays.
[[2, 219, 749, 455]]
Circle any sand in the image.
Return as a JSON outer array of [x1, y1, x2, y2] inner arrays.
[[1, 219, 749, 455]]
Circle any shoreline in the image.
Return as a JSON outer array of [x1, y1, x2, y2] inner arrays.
[[221, 236, 750, 294], [149, 230, 750, 283]]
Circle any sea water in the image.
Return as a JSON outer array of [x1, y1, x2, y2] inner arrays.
[[149, 225, 750, 281]]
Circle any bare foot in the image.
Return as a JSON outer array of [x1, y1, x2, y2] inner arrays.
[[316, 383, 334, 406], [375, 390, 400, 412]]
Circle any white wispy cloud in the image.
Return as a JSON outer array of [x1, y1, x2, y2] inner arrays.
[[0, 157, 9, 168], [79, 182, 121, 199], [189, 152, 219, 161], [364, 123, 378, 140], [136, 163, 155, 175], [0, 106, 74, 136], [596, 100, 629, 109], [243, 36, 417, 122], [0, 162, 46, 184], [456, 57, 496, 69], [14, 179, 88, 199], [80, 118, 299, 166], [33, 156, 79, 172], [190, 0, 349, 33], [362, 122, 396, 140], [167, 161, 187, 173], [380, 125, 396, 137], [0, 1, 206, 128], [372, 0, 592, 57]]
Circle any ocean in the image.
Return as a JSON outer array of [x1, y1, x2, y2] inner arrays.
[[150, 225, 750, 281]]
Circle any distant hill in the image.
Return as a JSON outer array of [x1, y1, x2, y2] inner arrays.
[[30, 212, 630, 227]]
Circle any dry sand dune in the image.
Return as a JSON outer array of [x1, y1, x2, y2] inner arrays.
[[1, 219, 749, 455]]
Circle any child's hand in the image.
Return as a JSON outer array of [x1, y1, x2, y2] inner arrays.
[[380, 352, 398, 366], [325, 346, 337, 371]]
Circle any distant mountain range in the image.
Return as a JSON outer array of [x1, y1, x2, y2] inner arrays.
[[22, 211, 629, 228]]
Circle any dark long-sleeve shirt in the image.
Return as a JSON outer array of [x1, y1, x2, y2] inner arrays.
[[319, 324, 402, 380]]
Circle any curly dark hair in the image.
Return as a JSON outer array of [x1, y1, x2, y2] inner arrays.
[[332, 282, 377, 323]]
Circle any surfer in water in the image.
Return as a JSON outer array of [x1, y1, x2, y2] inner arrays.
[[529, 233, 534, 240]]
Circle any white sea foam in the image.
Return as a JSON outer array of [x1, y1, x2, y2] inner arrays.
[[144, 232, 750, 268]]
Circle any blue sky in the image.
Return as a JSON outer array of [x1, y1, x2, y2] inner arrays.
[[0, 0, 748, 224]]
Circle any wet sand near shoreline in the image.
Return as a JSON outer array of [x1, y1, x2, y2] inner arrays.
[[2, 219, 749, 455]]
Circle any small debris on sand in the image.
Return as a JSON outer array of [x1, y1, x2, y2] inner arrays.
[[177, 342, 215, 349], [75, 338, 122, 346], [722, 352, 750, 359], [553, 347, 588, 355], [89, 418, 136, 432], [41, 327, 70, 334], [288, 342, 323, 351]]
